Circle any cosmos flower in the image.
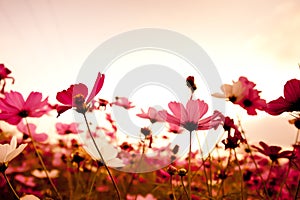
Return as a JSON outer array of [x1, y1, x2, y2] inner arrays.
[[252, 141, 293, 162], [20, 195, 40, 200], [266, 79, 300, 115], [17, 122, 48, 142], [31, 169, 59, 179], [0, 136, 27, 169], [0, 64, 14, 93], [136, 107, 165, 123], [55, 122, 82, 135], [56, 72, 105, 116], [0, 91, 50, 125], [82, 137, 124, 168], [212, 77, 266, 115], [111, 97, 135, 109], [159, 99, 223, 132]]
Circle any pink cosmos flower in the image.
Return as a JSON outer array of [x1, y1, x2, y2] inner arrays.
[[159, 99, 223, 132], [136, 107, 165, 123], [111, 97, 135, 109], [0, 91, 50, 125], [0, 64, 14, 93], [55, 122, 82, 135], [56, 72, 105, 116], [17, 122, 48, 142], [266, 79, 300, 115], [15, 174, 36, 187]]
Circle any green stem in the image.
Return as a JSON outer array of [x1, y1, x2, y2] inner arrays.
[[24, 119, 62, 200], [2, 172, 20, 200], [83, 113, 121, 200], [216, 149, 232, 196]]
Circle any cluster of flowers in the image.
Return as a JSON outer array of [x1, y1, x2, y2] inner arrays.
[[0, 63, 299, 199]]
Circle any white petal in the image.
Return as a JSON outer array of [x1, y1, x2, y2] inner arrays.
[[5, 143, 27, 162], [107, 158, 125, 168]]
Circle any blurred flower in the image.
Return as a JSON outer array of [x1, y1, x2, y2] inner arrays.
[[111, 96, 135, 109], [55, 122, 82, 135], [252, 141, 293, 162], [0, 91, 50, 125], [120, 142, 134, 152], [56, 72, 105, 116], [288, 114, 300, 129], [15, 174, 36, 187], [127, 194, 157, 200], [92, 98, 109, 110], [82, 137, 124, 168], [20, 194, 40, 200], [0, 64, 14, 93], [137, 107, 165, 123], [17, 122, 48, 142], [159, 99, 223, 132], [31, 169, 59, 179], [0, 136, 27, 171], [222, 129, 243, 150], [266, 79, 300, 115], [167, 123, 183, 134]]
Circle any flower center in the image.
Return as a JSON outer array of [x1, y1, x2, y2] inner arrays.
[[73, 94, 88, 114], [229, 96, 237, 103], [18, 110, 29, 118], [183, 121, 198, 132], [243, 99, 252, 107]]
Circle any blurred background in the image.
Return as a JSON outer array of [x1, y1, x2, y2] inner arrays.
[[0, 0, 299, 147]]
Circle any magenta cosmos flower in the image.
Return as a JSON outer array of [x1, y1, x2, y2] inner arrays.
[[55, 122, 82, 135], [56, 72, 105, 116], [0, 91, 50, 125], [266, 79, 300, 115], [159, 99, 224, 132]]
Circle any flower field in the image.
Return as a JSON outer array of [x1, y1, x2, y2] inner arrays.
[[0, 63, 299, 200]]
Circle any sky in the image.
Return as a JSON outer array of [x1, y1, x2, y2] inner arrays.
[[0, 0, 299, 147]]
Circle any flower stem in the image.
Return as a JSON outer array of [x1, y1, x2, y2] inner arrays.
[[238, 120, 269, 199], [181, 176, 189, 200], [83, 113, 121, 200], [87, 165, 100, 199], [234, 149, 244, 200], [170, 175, 177, 200], [2, 172, 20, 200], [24, 119, 62, 200], [188, 131, 192, 200]]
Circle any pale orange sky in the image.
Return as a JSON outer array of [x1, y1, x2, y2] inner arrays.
[[0, 0, 299, 147]]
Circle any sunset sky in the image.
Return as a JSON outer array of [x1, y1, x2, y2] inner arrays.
[[0, 0, 299, 147]]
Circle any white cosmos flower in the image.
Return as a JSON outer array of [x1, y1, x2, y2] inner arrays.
[[0, 136, 27, 166], [20, 194, 40, 200], [212, 81, 245, 103], [83, 137, 124, 168], [31, 169, 59, 179]]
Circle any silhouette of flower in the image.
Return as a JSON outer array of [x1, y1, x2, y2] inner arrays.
[[267, 79, 300, 115]]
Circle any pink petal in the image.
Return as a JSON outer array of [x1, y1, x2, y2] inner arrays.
[[284, 79, 300, 103], [86, 73, 105, 103]]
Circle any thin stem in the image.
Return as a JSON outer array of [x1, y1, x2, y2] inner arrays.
[[2, 172, 20, 200], [295, 179, 300, 200], [181, 176, 189, 200], [196, 134, 210, 196], [234, 149, 244, 200], [87, 165, 100, 199], [24, 119, 62, 200], [238, 120, 269, 199], [83, 113, 121, 200], [188, 131, 192, 200], [276, 162, 291, 200], [170, 175, 177, 200], [216, 149, 232, 196], [295, 129, 299, 144]]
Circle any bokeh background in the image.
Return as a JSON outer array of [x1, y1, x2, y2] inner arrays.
[[0, 0, 299, 147]]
